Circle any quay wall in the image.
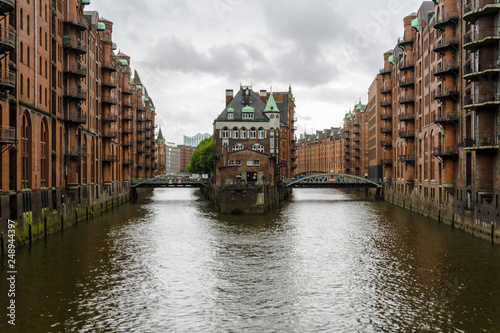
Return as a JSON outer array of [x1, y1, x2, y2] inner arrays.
[[381, 186, 500, 245], [0, 183, 153, 251], [203, 184, 292, 214]]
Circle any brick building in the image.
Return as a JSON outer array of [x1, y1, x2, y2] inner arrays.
[[0, 1, 160, 236], [295, 0, 499, 238], [295, 128, 343, 175], [213, 86, 283, 187]]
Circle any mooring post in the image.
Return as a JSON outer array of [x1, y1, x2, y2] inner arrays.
[[1, 232, 4, 255]]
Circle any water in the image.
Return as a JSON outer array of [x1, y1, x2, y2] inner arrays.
[[2, 188, 500, 332]]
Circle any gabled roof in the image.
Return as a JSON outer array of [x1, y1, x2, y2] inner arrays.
[[216, 88, 268, 121], [157, 127, 164, 141], [264, 94, 280, 113]]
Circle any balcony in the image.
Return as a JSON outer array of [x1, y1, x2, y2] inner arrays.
[[380, 113, 392, 121], [432, 60, 459, 77], [433, 112, 459, 125], [122, 140, 133, 147], [464, 0, 500, 22], [381, 127, 392, 134], [63, 63, 86, 77], [63, 14, 88, 31], [101, 77, 117, 88], [344, 156, 351, 161], [64, 111, 87, 124], [101, 60, 117, 72], [65, 146, 87, 157], [137, 136, 146, 143], [399, 154, 416, 164], [122, 83, 136, 95], [464, 93, 500, 109], [399, 95, 415, 105], [433, 36, 459, 53], [63, 88, 86, 100], [463, 58, 500, 80], [0, 28, 15, 53], [102, 155, 118, 163], [464, 26, 500, 51], [0, 0, 15, 14], [101, 95, 117, 105], [379, 67, 391, 75], [380, 141, 392, 148], [123, 126, 134, 134], [103, 130, 117, 139], [137, 126, 146, 133], [123, 112, 133, 121], [137, 103, 146, 111], [399, 76, 414, 88], [381, 159, 393, 165], [399, 131, 415, 139], [0, 70, 15, 91], [380, 86, 392, 95], [62, 35, 87, 54], [398, 35, 415, 47], [399, 112, 415, 122], [102, 113, 118, 123], [433, 11, 459, 29], [137, 162, 145, 168], [463, 136, 499, 150], [122, 159, 134, 165], [122, 99, 133, 108], [0, 127, 15, 144], [380, 99, 392, 108], [137, 116, 146, 122], [433, 146, 459, 158], [137, 146, 146, 153], [433, 86, 459, 101], [399, 59, 415, 71]]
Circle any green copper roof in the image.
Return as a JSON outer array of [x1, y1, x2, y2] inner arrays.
[[412, 18, 420, 31], [151, 108, 155, 112], [145, 97, 149, 102], [388, 55, 395, 65], [242, 106, 254, 113], [118, 59, 128, 66], [337, 129, 341, 135], [82, 0, 90, 5], [112, 43, 117, 50], [227, 107, 234, 113], [97, 22, 106, 31], [264, 94, 279, 112], [316, 134, 319, 139], [356, 100, 362, 110]]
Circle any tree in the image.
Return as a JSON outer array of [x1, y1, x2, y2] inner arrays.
[[187, 137, 214, 174]]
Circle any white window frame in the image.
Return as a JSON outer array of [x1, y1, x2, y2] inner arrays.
[[222, 128, 229, 138], [258, 128, 264, 139], [232, 128, 239, 139], [250, 128, 256, 139], [240, 128, 246, 139], [254, 160, 260, 166], [227, 113, 234, 120]]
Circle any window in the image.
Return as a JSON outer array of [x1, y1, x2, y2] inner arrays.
[[250, 128, 256, 139], [258, 128, 264, 139], [222, 127, 229, 138], [254, 160, 260, 166], [232, 144, 244, 152], [270, 138, 274, 149], [242, 112, 254, 120], [228, 160, 242, 166], [240, 128, 246, 139], [227, 113, 234, 120], [232, 127, 239, 139], [251, 144, 264, 153]]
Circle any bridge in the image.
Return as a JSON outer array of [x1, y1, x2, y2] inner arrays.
[[284, 173, 382, 190], [131, 175, 209, 188]]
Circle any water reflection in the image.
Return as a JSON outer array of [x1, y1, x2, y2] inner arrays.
[[1, 188, 500, 332]]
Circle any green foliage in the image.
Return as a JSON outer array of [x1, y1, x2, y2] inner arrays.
[[187, 137, 214, 174]]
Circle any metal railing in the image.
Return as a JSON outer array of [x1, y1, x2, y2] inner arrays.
[[0, 28, 16, 51], [65, 146, 87, 156], [0, 126, 15, 144]]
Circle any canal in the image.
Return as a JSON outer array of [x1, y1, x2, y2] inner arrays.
[[2, 188, 500, 332]]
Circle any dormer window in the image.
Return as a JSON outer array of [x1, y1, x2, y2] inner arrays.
[[242, 112, 254, 120], [227, 107, 234, 120], [242, 105, 254, 120]]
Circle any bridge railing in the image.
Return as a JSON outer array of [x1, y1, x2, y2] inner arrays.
[[285, 173, 382, 188]]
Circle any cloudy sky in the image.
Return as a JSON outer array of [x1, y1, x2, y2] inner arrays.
[[86, 0, 426, 144]]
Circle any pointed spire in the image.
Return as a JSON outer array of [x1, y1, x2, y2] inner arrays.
[[264, 93, 280, 113], [157, 127, 165, 141]]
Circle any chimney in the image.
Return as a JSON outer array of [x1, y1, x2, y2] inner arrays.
[[260, 90, 267, 103], [226, 89, 233, 106]]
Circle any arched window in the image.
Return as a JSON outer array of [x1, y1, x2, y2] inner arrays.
[[20, 42, 23, 63], [20, 9, 23, 30], [22, 113, 32, 189], [91, 137, 95, 183], [240, 127, 246, 139], [250, 127, 256, 139], [222, 127, 229, 138], [83, 135, 88, 184], [258, 127, 265, 139], [232, 127, 239, 139], [232, 144, 244, 152], [20, 74, 23, 95], [27, 15, 30, 35], [250, 144, 264, 153]]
